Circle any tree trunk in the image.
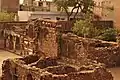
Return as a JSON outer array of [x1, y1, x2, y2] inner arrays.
[[67, 15, 70, 21], [73, 7, 79, 20]]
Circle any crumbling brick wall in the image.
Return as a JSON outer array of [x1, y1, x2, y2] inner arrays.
[[2, 56, 113, 80], [0, 20, 116, 80], [88, 45, 120, 67], [0, 21, 28, 29], [37, 27, 58, 58], [21, 20, 60, 58], [60, 33, 120, 67]]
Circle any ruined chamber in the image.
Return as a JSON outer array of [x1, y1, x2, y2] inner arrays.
[[2, 54, 113, 80], [1, 20, 114, 80]]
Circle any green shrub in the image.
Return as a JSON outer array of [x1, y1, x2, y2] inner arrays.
[[72, 20, 94, 38], [0, 12, 15, 21], [72, 19, 103, 38], [96, 28, 117, 42], [72, 20, 118, 42]]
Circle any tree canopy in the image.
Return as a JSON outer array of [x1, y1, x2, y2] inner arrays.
[[54, 0, 94, 20]]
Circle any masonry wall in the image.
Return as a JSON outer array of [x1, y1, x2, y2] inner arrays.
[[0, 21, 28, 29], [0, 21, 28, 50], [1, 20, 116, 80], [37, 26, 58, 58], [2, 57, 113, 80], [26, 20, 120, 67], [1, 0, 19, 13], [60, 33, 120, 67]]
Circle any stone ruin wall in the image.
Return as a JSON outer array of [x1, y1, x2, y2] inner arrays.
[[2, 56, 113, 80], [36, 26, 59, 58], [1, 20, 118, 80], [0, 21, 28, 30], [60, 33, 120, 67], [2, 30, 117, 80], [0, 21, 28, 50]]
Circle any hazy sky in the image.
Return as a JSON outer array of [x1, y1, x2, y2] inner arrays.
[[20, 0, 23, 4], [20, 0, 53, 4]]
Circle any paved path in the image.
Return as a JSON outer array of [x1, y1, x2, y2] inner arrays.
[[109, 68, 120, 80], [0, 50, 119, 80], [0, 50, 21, 76]]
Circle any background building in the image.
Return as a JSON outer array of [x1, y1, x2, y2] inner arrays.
[[19, 0, 120, 30], [0, 0, 19, 13], [20, 0, 57, 12], [113, 0, 120, 29], [94, 0, 120, 29], [93, 0, 114, 20]]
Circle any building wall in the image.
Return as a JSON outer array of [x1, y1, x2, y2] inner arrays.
[[18, 11, 32, 21], [0, 0, 19, 13], [23, 0, 33, 6], [113, 0, 120, 29], [93, 0, 114, 20], [93, 0, 104, 17], [50, 2, 57, 12], [0, 0, 1, 11], [93, 0, 120, 29], [101, 0, 114, 20], [100, 0, 120, 29], [18, 11, 83, 21]]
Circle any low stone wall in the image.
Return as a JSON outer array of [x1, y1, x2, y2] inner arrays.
[[0, 21, 28, 28], [60, 33, 120, 67], [88, 45, 120, 67], [2, 55, 113, 80]]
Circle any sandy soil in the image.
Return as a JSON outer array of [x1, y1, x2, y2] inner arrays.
[[109, 68, 120, 80], [0, 50, 21, 76]]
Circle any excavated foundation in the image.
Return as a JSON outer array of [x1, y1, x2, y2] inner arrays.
[[2, 54, 113, 80], [1, 20, 116, 80]]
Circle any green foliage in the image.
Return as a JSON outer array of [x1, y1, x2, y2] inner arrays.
[[0, 12, 15, 21], [72, 19, 94, 38], [96, 28, 117, 42], [72, 13, 118, 41], [72, 13, 97, 38]]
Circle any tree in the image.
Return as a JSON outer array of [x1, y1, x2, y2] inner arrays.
[[0, 12, 15, 21], [54, 0, 94, 20], [72, 18, 94, 38]]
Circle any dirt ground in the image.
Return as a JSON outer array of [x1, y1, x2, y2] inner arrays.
[[109, 68, 120, 80], [0, 50, 21, 76]]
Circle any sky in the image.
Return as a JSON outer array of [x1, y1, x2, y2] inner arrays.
[[20, 0, 24, 4], [20, 0, 53, 4]]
